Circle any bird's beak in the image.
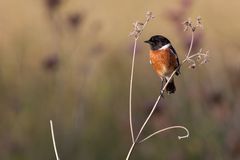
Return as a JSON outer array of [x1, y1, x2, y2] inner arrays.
[[144, 40, 150, 44]]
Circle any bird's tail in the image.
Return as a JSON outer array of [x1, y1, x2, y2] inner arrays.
[[166, 78, 176, 94]]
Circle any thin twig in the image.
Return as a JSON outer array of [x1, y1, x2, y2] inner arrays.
[[186, 31, 194, 57], [50, 120, 60, 160], [128, 11, 154, 144], [129, 38, 138, 143], [125, 142, 136, 160], [139, 125, 189, 143]]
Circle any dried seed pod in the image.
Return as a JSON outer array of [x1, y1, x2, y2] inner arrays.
[[189, 63, 196, 69]]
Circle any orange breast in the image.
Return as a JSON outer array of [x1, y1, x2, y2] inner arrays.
[[149, 49, 177, 77]]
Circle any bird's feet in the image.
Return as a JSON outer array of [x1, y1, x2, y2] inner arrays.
[[160, 89, 165, 98]]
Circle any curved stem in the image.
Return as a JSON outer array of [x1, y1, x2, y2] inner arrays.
[[186, 31, 194, 57], [50, 120, 60, 160], [139, 126, 189, 143], [188, 53, 206, 60], [128, 13, 152, 145], [127, 13, 154, 159], [129, 38, 138, 143], [126, 142, 136, 160]]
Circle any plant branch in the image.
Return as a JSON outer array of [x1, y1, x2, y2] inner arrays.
[[186, 31, 194, 57], [128, 11, 154, 143], [50, 120, 60, 160], [129, 38, 138, 143], [139, 125, 189, 143]]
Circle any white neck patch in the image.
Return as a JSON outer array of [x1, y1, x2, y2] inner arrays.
[[158, 43, 171, 50]]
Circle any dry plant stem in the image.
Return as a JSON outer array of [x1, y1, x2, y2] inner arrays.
[[129, 38, 138, 143], [129, 14, 153, 143], [139, 126, 189, 143], [126, 142, 136, 160], [187, 31, 194, 57], [50, 120, 60, 160]]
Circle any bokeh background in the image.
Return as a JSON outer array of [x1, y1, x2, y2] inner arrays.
[[0, 0, 240, 159]]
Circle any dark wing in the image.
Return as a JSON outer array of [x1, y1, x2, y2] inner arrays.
[[169, 45, 180, 76]]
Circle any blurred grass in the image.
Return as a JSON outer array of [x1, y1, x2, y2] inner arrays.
[[0, 0, 240, 159]]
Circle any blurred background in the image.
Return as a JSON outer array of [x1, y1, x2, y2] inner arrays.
[[0, 0, 240, 159]]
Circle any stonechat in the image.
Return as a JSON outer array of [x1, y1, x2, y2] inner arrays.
[[145, 35, 180, 94]]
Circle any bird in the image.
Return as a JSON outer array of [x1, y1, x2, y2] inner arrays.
[[144, 35, 180, 94]]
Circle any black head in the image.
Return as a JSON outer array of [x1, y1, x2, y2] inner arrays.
[[144, 35, 171, 50]]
